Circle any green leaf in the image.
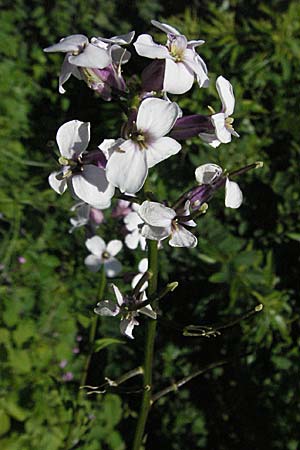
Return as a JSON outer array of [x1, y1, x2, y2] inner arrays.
[[0, 410, 10, 436], [94, 338, 124, 353], [286, 232, 300, 242]]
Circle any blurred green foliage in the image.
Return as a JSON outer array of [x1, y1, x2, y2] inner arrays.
[[0, 0, 299, 449]]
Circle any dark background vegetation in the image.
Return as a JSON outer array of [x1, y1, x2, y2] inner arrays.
[[0, 0, 299, 449]]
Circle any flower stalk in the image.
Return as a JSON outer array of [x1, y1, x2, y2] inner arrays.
[[132, 240, 158, 450]]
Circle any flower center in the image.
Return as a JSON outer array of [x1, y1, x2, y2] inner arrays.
[[225, 117, 234, 130], [102, 251, 110, 260]]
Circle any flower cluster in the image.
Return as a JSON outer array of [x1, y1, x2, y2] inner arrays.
[[45, 20, 261, 338]]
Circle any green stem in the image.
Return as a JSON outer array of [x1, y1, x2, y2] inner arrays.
[[81, 265, 106, 387], [132, 240, 158, 450]]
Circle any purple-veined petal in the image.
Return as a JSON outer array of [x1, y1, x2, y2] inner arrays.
[[151, 20, 181, 36], [44, 34, 88, 53], [56, 120, 90, 159], [106, 140, 148, 194], [85, 235, 106, 256], [195, 163, 223, 185], [198, 132, 221, 148], [134, 34, 171, 59], [104, 258, 122, 278], [141, 224, 170, 241], [163, 59, 194, 94], [211, 113, 232, 144], [112, 284, 124, 306], [146, 136, 181, 169], [120, 317, 139, 339], [107, 240, 123, 256], [216, 76, 235, 117], [137, 97, 180, 139], [225, 178, 243, 209], [169, 225, 198, 248], [71, 165, 115, 209], [84, 254, 102, 272], [68, 43, 111, 68], [48, 171, 68, 194], [94, 300, 120, 316], [139, 201, 175, 227]]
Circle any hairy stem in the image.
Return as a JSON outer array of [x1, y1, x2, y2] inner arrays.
[[132, 240, 158, 450]]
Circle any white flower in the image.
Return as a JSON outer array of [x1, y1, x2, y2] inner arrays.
[[69, 202, 104, 233], [138, 201, 197, 248], [134, 20, 209, 94], [91, 31, 135, 65], [195, 163, 243, 208], [131, 258, 148, 292], [106, 97, 181, 194], [48, 120, 115, 209], [94, 284, 156, 339], [44, 34, 111, 94], [124, 204, 147, 250], [84, 236, 123, 277], [199, 76, 239, 147]]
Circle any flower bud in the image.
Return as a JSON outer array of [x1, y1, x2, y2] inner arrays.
[[170, 115, 214, 140]]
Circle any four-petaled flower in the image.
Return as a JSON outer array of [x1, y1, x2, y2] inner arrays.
[[195, 163, 243, 209], [124, 204, 147, 250], [138, 200, 197, 248], [199, 76, 239, 147], [106, 98, 181, 194], [48, 120, 115, 209], [84, 236, 123, 277], [94, 284, 156, 339], [134, 20, 209, 94]]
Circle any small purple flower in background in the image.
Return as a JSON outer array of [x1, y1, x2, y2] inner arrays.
[[112, 200, 132, 219], [84, 236, 123, 277], [62, 371, 74, 382], [18, 256, 27, 264], [69, 202, 104, 233], [72, 347, 80, 354], [59, 359, 68, 369], [76, 335, 83, 342]]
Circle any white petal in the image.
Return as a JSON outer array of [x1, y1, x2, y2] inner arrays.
[[216, 76, 235, 117], [106, 140, 148, 194], [84, 254, 102, 272], [146, 137, 181, 169], [125, 229, 141, 250], [85, 235, 106, 256], [138, 258, 148, 273], [107, 240, 123, 256], [164, 59, 194, 94], [134, 34, 170, 59], [58, 55, 73, 94], [211, 113, 232, 144], [183, 49, 209, 88], [94, 300, 120, 316], [44, 34, 88, 53], [139, 201, 175, 227], [141, 224, 170, 241], [104, 258, 122, 278], [225, 178, 243, 209], [139, 305, 157, 319], [169, 225, 197, 248], [120, 317, 139, 339], [195, 164, 223, 185], [71, 165, 114, 209], [198, 132, 221, 148], [124, 211, 143, 231], [56, 120, 90, 159], [68, 43, 111, 68], [187, 40, 205, 48], [48, 171, 67, 194], [111, 46, 131, 64], [151, 20, 181, 36], [137, 98, 180, 139], [131, 273, 148, 292], [112, 284, 124, 306]]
